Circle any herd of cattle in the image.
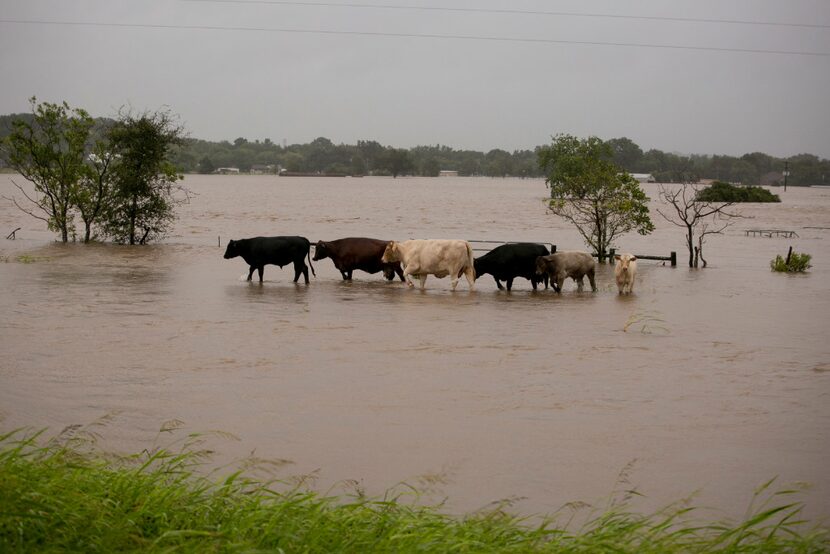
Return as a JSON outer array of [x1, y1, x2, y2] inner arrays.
[[223, 236, 638, 294]]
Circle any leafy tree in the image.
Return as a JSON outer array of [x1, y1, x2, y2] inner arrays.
[[384, 148, 414, 178], [102, 109, 187, 245], [606, 137, 644, 171], [280, 151, 304, 172], [695, 181, 780, 203], [2, 97, 93, 242], [484, 149, 513, 177], [350, 154, 367, 176], [420, 157, 441, 177], [76, 139, 117, 243], [538, 134, 654, 261], [198, 155, 215, 174]]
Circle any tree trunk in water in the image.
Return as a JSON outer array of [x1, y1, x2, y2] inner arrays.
[[686, 227, 694, 267], [128, 195, 138, 245]]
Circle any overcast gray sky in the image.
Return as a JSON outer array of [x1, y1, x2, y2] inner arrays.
[[1, 0, 829, 157]]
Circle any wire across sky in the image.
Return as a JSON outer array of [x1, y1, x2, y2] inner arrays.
[[1, 18, 828, 57]]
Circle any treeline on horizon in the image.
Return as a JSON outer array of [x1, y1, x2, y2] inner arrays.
[[1, 113, 827, 186]]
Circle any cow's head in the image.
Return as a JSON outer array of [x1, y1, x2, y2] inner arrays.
[[615, 254, 636, 271], [223, 240, 239, 259], [381, 241, 399, 263], [472, 257, 486, 280], [312, 241, 329, 261], [535, 255, 550, 275]]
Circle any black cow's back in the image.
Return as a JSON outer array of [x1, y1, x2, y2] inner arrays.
[[237, 236, 310, 267], [474, 243, 550, 289], [225, 235, 314, 283]]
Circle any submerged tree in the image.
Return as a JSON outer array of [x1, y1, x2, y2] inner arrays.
[[538, 134, 654, 261], [2, 97, 93, 242], [657, 183, 741, 268], [75, 138, 118, 243], [102, 109, 187, 245]]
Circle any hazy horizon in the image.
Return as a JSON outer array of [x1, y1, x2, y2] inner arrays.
[[1, 0, 829, 158]]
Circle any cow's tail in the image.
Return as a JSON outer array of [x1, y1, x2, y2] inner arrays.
[[307, 245, 316, 277], [466, 241, 475, 279]]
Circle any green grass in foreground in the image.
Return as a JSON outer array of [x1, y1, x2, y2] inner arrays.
[[0, 427, 827, 553]]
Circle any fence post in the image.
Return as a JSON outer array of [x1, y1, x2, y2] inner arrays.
[[670, 251, 677, 267], [609, 248, 616, 262]]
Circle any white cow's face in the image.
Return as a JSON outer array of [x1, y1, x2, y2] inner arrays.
[[615, 254, 636, 270]]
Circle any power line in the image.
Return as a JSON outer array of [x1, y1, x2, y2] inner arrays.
[[181, 0, 830, 30], [1, 18, 828, 56]]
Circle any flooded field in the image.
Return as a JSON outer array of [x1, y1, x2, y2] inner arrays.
[[1, 174, 828, 520]]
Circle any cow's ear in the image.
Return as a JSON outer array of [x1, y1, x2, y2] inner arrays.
[[630, 256, 637, 261], [614, 255, 621, 260]]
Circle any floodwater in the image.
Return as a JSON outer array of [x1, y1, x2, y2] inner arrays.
[[1, 174, 828, 521]]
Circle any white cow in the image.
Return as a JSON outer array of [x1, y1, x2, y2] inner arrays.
[[614, 253, 637, 294], [381, 239, 476, 290]]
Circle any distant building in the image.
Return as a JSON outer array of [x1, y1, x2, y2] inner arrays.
[[630, 173, 656, 183], [215, 167, 240, 174], [250, 164, 276, 175], [438, 170, 459, 177]]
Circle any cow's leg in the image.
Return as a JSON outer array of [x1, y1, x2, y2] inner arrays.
[[506, 277, 514, 291], [419, 274, 428, 290], [531, 277, 538, 291], [395, 265, 405, 282], [247, 265, 255, 281], [576, 276, 584, 292], [464, 267, 475, 290], [492, 276, 504, 290], [257, 266, 264, 282], [555, 276, 565, 293], [588, 269, 597, 292], [293, 260, 310, 283], [403, 266, 416, 287], [340, 270, 349, 280]]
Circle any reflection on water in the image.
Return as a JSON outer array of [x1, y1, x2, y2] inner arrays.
[[1, 174, 829, 519]]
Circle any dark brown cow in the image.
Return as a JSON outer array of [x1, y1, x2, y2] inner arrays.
[[313, 237, 405, 281]]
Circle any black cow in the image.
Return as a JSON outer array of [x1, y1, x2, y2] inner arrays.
[[473, 242, 550, 291], [313, 237, 405, 281], [223, 236, 316, 283]]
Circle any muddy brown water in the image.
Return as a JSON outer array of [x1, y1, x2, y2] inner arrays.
[[1, 174, 828, 520]]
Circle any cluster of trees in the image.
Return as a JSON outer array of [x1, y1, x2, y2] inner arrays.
[[165, 136, 541, 178], [169, 134, 828, 185], [3, 110, 827, 184], [605, 137, 828, 187], [1, 98, 186, 244]]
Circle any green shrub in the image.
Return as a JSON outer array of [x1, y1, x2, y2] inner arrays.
[[771, 252, 812, 272], [696, 181, 781, 203]]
